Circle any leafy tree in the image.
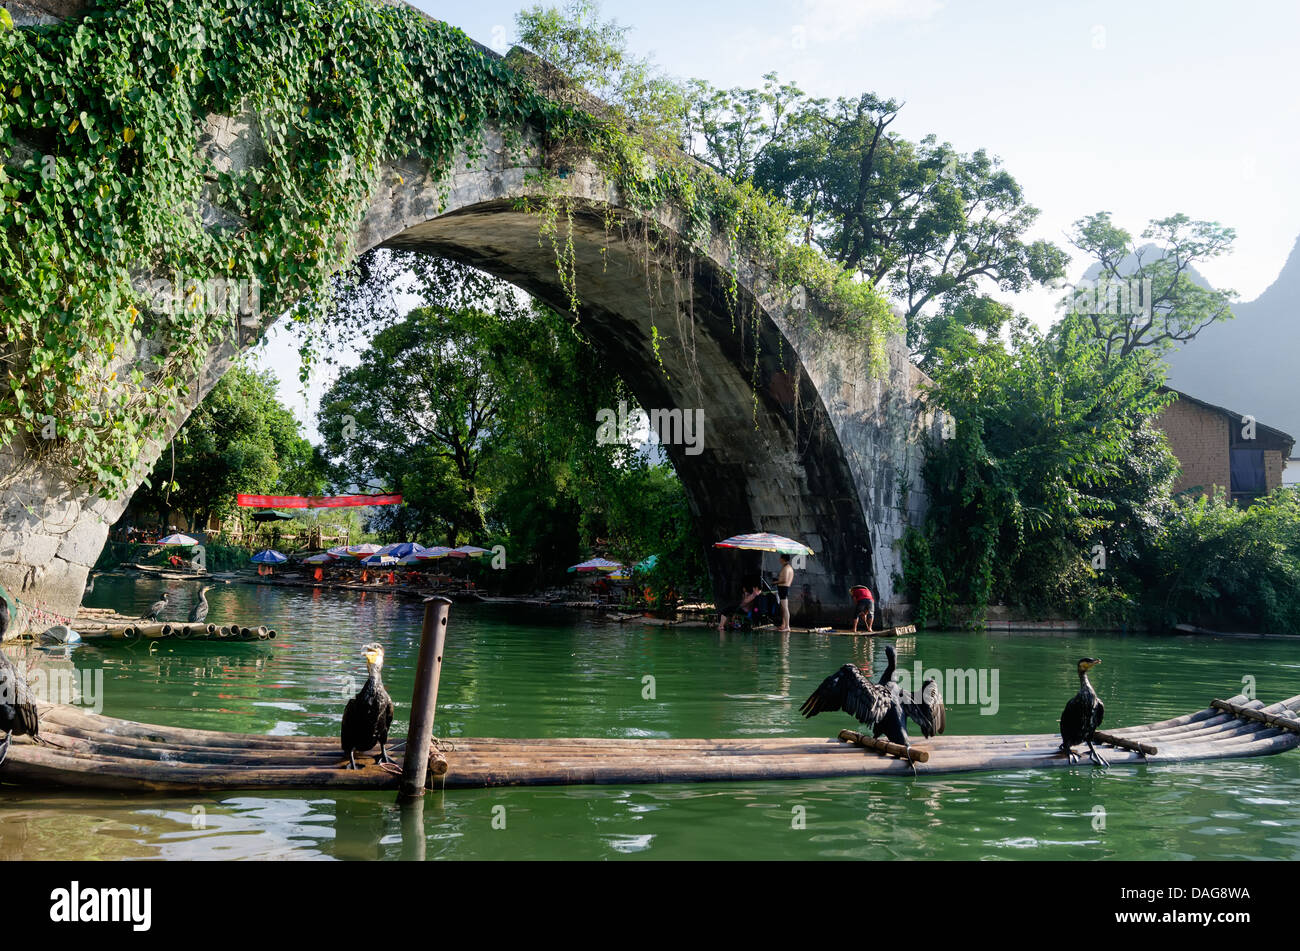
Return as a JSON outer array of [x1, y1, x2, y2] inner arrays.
[[318, 260, 711, 599], [319, 303, 514, 545], [132, 365, 326, 530], [684, 72, 807, 183], [686, 80, 1069, 319], [514, 0, 686, 146], [902, 313, 1176, 625], [1066, 212, 1238, 362]]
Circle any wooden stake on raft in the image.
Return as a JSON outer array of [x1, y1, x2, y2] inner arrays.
[[1092, 730, 1157, 756], [1211, 699, 1300, 734], [399, 596, 452, 801], [838, 729, 930, 763]]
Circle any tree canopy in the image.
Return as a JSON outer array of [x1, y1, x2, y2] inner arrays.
[[131, 364, 326, 530]]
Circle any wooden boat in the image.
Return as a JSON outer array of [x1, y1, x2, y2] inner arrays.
[[3, 691, 1298, 793]]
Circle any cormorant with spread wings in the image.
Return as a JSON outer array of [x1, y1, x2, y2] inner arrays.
[[800, 645, 930, 771]]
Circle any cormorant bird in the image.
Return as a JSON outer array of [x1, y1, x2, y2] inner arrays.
[[899, 676, 947, 739], [801, 645, 921, 772], [139, 591, 169, 622], [188, 585, 212, 624], [341, 642, 395, 770], [875, 645, 947, 738], [0, 599, 41, 767], [1060, 657, 1106, 766]]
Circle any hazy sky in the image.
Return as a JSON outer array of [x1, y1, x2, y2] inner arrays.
[[255, 0, 1300, 439]]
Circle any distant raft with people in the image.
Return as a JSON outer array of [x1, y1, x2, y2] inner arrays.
[[3, 691, 1299, 792]]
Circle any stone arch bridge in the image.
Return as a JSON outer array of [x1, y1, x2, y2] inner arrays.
[[1, 2, 935, 631]]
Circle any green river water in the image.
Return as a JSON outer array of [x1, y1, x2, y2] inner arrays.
[[3, 574, 1300, 860]]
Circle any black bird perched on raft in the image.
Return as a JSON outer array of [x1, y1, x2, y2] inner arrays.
[[0, 599, 42, 767], [341, 642, 395, 770], [801, 645, 920, 772], [139, 591, 169, 622], [188, 585, 212, 624], [874, 645, 947, 738], [1060, 657, 1106, 766], [899, 676, 947, 739]]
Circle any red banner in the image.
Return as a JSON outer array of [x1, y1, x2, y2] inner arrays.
[[236, 494, 404, 509]]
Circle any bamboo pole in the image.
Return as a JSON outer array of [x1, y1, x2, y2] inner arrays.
[[1093, 730, 1157, 756], [1212, 699, 1300, 734], [399, 596, 452, 800], [838, 729, 930, 763]]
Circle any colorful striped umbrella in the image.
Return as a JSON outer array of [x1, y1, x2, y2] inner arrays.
[[326, 546, 352, 559], [453, 545, 491, 557], [713, 533, 814, 556], [377, 542, 425, 559], [414, 546, 456, 560], [302, 554, 332, 564], [361, 553, 399, 566], [344, 543, 382, 558], [567, 557, 624, 573]]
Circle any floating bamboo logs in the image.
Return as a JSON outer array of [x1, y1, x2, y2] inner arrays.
[[400, 596, 452, 800], [1211, 698, 1300, 734], [77, 622, 276, 644], [838, 729, 930, 763], [1093, 730, 1157, 756], [4, 693, 1299, 793]]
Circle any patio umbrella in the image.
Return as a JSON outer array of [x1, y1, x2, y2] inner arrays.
[[360, 553, 399, 566], [398, 554, 427, 566], [567, 557, 624, 573], [156, 533, 199, 546], [453, 545, 491, 557], [250, 549, 288, 565], [250, 510, 295, 523], [343, 543, 382, 558], [326, 546, 352, 559], [414, 546, 455, 560], [377, 542, 425, 559], [713, 533, 814, 556], [302, 554, 332, 564]]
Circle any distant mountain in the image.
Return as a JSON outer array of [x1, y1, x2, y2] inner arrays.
[[1163, 235, 1300, 443]]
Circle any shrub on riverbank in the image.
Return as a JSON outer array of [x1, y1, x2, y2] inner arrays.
[[1139, 487, 1300, 634]]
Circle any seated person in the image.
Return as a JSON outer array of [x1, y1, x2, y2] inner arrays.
[[718, 580, 762, 632]]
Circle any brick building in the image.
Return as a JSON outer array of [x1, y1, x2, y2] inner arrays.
[[1154, 388, 1295, 504]]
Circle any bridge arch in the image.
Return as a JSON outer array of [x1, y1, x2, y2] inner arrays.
[[0, 5, 933, 629]]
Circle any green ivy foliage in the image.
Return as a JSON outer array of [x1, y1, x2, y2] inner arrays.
[[0, 0, 554, 496], [0, 0, 894, 501]]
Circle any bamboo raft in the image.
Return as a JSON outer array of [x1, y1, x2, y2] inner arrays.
[[3, 691, 1298, 792], [753, 623, 917, 637], [77, 623, 277, 643], [68, 607, 277, 643]]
